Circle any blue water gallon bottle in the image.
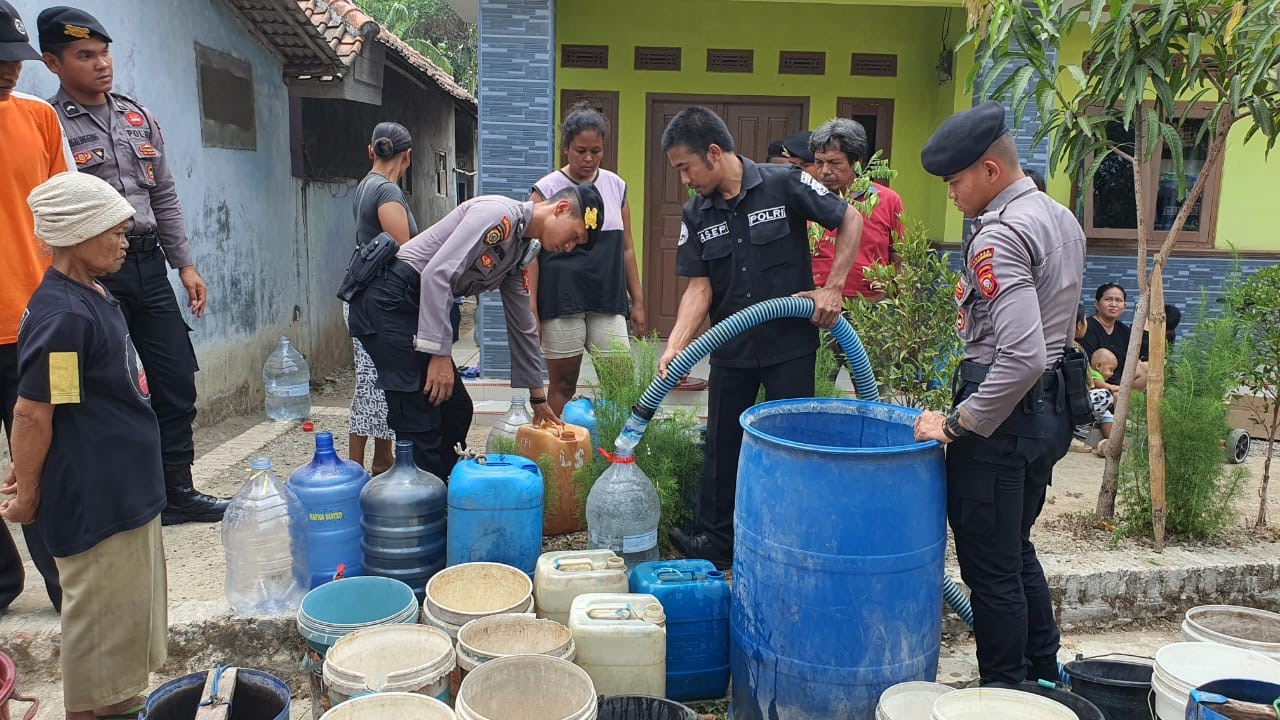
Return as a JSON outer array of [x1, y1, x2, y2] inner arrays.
[[288, 431, 370, 588], [630, 559, 730, 701], [447, 453, 542, 574], [359, 440, 447, 598]]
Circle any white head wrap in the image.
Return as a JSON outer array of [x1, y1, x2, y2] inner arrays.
[[28, 172, 135, 248]]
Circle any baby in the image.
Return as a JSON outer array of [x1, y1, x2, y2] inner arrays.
[[1088, 348, 1118, 449]]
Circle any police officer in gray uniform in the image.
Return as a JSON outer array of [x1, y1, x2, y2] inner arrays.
[[913, 102, 1086, 686], [37, 7, 228, 525], [346, 186, 603, 479]]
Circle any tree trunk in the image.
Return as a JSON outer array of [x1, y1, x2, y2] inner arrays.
[[1147, 272, 1168, 550], [1260, 398, 1279, 527]]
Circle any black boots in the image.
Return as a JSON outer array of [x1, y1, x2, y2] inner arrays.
[[669, 528, 733, 571], [162, 466, 230, 526]]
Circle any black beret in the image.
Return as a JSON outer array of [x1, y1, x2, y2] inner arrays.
[[36, 6, 111, 52], [781, 131, 814, 163], [0, 0, 40, 62], [766, 140, 786, 160], [575, 182, 604, 247], [921, 101, 1010, 177]]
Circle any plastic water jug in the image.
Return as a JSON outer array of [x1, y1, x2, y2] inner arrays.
[[264, 336, 311, 422], [516, 421, 592, 535], [360, 440, 447, 598], [534, 550, 629, 627], [561, 397, 597, 448], [288, 431, 370, 588], [485, 396, 530, 453], [222, 457, 308, 615], [569, 592, 667, 697], [585, 451, 660, 570], [447, 454, 543, 574], [630, 559, 730, 701]]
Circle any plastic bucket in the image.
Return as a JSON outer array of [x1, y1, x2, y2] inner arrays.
[[318, 691, 455, 720], [323, 624, 456, 706], [455, 655, 597, 720], [422, 597, 535, 639], [985, 682, 1103, 720], [1151, 642, 1280, 720], [142, 669, 290, 720], [875, 681, 954, 720], [930, 687, 1076, 720], [456, 614, 575, 672], [596, 696, 698, 720], [1062, 655, 1154, 720], [426, 563, 533, 627], [297, 576, 420, 719], [1182, 605, 1280, 660], [1186, 678, 1280, 720]]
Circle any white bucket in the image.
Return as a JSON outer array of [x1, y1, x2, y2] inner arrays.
[[322, 625, 456, 706], [318, 691, 454, 720], [422, 597, 535, 639], [426, 563, 534, 627], [931, 688, 1076, 720], [456, 614, 576, 672], [1182, 605, 1280, 660], [455, 655, 597, 720], [876, 681, 954, 720], [1151, 641, 1280, 720]]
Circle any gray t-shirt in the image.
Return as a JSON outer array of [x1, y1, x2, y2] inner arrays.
[[353, 172, 418, 246]]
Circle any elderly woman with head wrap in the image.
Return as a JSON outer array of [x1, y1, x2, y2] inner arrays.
[[0, 172, 167, 720]]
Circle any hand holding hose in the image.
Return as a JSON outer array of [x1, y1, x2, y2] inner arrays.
[[794, 286, 843, 328]]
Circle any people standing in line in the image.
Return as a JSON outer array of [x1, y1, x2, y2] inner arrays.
[[4, 172, 168, 720], [657, 106, 865, 569], [0, 0, 71, 617], [913, 101, 1086, 686], [528, 103, 645, 414], [345, 187, 604, 479], [346, 122, 418, 474], [38, 7, 228, 525]]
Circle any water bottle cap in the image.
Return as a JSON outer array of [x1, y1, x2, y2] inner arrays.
[[302, 422, 316, 433], [250, 457, 272, 470], [279, 336, 290, 344], [597, 448, 635, 464]]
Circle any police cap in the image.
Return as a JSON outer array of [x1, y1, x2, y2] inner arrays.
[[921, 101, 1009, 177], [0, 0, 41, 62], [36, 6, 111, 53], [780, 131, 814, 163], [575, 182, 604, 247]]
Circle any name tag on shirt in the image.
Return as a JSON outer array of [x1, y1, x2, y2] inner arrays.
[[698, 222, 729, 243], [748, 206, 786, 226]]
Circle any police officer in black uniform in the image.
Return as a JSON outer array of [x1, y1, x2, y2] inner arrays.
[[38, 8, 228, 525], [913, 102, 1086, 685], [658, 107, 865, 568]]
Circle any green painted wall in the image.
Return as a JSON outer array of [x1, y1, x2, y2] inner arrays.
[[556, 0, 962, 260]]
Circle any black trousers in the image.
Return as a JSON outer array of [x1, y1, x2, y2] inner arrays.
[[698, 353, 816, 552], [99, 248, 198, 472], [0, 342, 61, 613], [349, 262, 473, 481], [946, 376, 1072, 685]]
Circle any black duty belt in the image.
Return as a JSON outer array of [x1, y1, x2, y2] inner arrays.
[[958, 359, 1060, 394], [125, 231, 160, 254]]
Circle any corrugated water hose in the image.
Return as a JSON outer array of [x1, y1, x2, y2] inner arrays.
[[612, 296, 978, 630]]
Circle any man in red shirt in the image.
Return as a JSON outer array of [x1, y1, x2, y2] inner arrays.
[[808, 118, 904, 301]]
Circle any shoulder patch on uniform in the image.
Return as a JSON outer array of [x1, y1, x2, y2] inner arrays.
[[125, 111, 145, 127], [73, 151, 93, 166], [479, 252, 496, 270], [484, 216, 512, 245], [145, 163, 155, 183], [678, 222, 689, 246], [137, 142, 158, 157], [92, 148, 104, 159], [970, 247, 994, 269], [976, 263, 999, 299], [800, 172, 830, 196], [954, 278, 965, 302]]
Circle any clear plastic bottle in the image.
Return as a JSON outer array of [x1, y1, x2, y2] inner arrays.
[[221, 457, 309, 615], [263, 336, 311, 422], [486, 395, 531, 453], [586, 451, 661, 571]]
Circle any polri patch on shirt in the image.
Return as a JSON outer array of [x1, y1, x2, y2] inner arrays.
[[748, 206, 786, 226], [145, 163, 155, 183], [479, 252, 496, 270], [137, 142, 158, 157], [800, 172, 830, 196], [125, 111, 145, 127], [484, 216, 511, 245], [697, 222, 729, 244], [970, 247, 994, 269], [956, 309, 967, 331], [976, 263, 999, 299], [954, 278, 965, 302]]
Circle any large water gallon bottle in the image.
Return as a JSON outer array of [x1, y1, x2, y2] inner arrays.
[[360, 440, 447, 598], [586, 450, 660, 570], [485, 395, 530, 453], [263, 336, 311, 422], [447, 453, 543, 573], [288, 431, 370, 588], [221, 457, 309, 615]]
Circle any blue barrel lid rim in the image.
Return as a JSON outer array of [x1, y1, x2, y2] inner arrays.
[[739, 398, 941, 456]]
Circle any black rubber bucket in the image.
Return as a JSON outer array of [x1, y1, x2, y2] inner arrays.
[[987, 681, 1105, 720], [597, 695, 699, 720], [1063, 655, 1155, 720], [141, 670, 290, 720]]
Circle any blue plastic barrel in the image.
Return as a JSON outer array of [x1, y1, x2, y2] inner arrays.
[[1188, 679, 1280, 720], [289, 431, 370, 588], [630, 559, 731, 701], [144, 668, 290, 720], [731, 398, 946, 720], [447, 454, 543, 574]]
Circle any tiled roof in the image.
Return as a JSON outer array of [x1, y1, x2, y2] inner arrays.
[[296, 0, 379, 70], [376, 29, 475, 105]]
